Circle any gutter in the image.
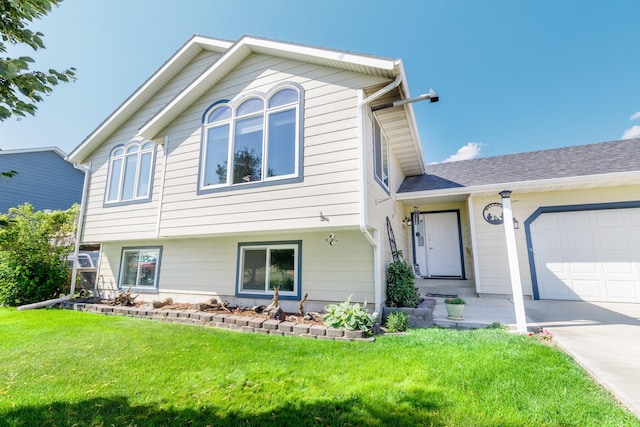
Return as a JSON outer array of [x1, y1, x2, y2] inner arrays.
[[18, 161, 92, 311], [395, 170, 640, 201], [357, 75, 402, 317]]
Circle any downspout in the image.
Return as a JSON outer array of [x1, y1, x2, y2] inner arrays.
[[155, 135, 169, 237], [18, 161, 92, 311], [357, 75, 402, 318]]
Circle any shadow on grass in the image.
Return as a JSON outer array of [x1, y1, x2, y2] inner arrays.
[[1, 390, 446, 427]]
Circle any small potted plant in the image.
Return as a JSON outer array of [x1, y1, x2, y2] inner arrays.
[[444, 297, 466, 320]]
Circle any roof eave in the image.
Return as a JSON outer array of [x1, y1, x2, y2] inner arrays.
[[138, 36, 400, 141], [396, 171, 640, 201], [68, 35, 233, 164]]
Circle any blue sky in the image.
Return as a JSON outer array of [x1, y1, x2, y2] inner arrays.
[[2, 0, 640, 163]]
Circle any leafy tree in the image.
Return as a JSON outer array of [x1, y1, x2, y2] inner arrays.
[[0, 0, 76, 121], [216, 148, 276, 184], [0, 203, 78, 306]]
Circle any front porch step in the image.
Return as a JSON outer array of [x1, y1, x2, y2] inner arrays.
[[417, 278, 477, 298], [382, 298, 435, 329]]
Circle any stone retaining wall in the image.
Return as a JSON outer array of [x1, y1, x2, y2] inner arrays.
[[382, 298, 435, 328], [58, 302, 375, 342]]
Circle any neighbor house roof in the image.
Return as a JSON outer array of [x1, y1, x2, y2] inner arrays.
[[68, 35, 426, 175], [398, 138, 640, 198], [0, 146, 68, 158]]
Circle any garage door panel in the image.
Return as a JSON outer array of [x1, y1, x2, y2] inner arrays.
[[606, 280, 638, 299], [538, 275, 573, 299], [562, 211, 590, 228], [532, 213, 559, 230], [564, 231, 595, 252], [602, 261, 634, 274], [598, 231, 630, 251], [532, 207, 640, 303], [594, 209, 626, 227], [568, 261, 598, 274], [571, 279, 602, 298]]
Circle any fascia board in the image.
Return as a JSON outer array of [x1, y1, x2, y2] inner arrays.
[[138, 36, 399, 140], [395, 60, 427, 174], [396, 170, 640, 200], [243, 36, 397, 71]]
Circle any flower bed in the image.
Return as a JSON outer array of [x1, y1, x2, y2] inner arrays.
[[57, 301, 375, 342]]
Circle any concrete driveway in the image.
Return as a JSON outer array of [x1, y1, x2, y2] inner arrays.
[[524, 300, 640, 418]]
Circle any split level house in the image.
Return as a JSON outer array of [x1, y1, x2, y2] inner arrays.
[[68, 35, 640, 315]]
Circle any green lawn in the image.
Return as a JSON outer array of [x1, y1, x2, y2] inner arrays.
[[0, 308, 637, 427]]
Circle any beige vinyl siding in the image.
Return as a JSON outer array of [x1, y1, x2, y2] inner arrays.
[[471, 184, 640, 296], [363, 109, 411, 271], [97, 230, 374, 312], [152, 53, 387, 237], [82, 50, 224, 242]]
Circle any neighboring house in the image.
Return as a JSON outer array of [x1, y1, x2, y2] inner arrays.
[[0, 147, 84, 213], [68, 35, 640, 313]]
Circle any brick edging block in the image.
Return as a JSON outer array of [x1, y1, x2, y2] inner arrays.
[[56, 303, 375, 342]]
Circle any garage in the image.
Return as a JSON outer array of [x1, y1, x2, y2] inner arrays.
[[529, 206, 640, 302]]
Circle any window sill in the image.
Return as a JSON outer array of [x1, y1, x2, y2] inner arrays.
[[198, 176, 303, 195]]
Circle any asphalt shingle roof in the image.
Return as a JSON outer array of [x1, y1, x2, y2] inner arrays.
[[398, 138, 640, 193]]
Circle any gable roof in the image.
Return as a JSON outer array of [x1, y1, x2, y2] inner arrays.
[[136, 35, 402, 141], [68, 35, 233, 163], [398, 138, 640, 198], [68, 35, 426, 175]]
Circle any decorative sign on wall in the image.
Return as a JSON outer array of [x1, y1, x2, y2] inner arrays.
[[482, 202, 504, 225]]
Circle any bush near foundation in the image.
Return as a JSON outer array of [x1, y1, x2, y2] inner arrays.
[[0, 204, 77, 306], [386, 258, 420, 308]]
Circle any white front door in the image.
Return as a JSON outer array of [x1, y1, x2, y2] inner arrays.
[[414, 211, 463, 277]]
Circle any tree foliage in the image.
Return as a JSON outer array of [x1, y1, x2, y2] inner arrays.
[[0, 0, 76, 120], [0, 203, 78, 306]]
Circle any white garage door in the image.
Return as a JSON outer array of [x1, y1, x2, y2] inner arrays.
[[530, 207, 640, 302]]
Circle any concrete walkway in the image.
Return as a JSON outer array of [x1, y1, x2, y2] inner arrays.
[[433, 297, 640, 418]]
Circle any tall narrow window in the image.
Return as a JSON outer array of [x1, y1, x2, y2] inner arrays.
[[106, 140, 156, 204], [373, 118, 389, 189], [200, 84, 302, 192]]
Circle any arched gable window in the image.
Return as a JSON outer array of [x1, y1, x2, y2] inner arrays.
[[106, 140, 156, 204], [200, 84, 303, 191]]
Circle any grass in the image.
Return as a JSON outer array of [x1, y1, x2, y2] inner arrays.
[[0, 308, 638, 427]]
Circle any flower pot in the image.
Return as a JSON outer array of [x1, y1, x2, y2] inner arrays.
[[445, 303, 464, 320]]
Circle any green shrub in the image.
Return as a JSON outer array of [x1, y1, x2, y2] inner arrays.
[[0, 204, 78, 306], [444, 297, 466, 305], [385, 311, 409, 332], [386, 260, 420, 307], [322, 296, 375, 331]]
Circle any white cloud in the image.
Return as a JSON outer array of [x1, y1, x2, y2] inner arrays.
[[443, 142, 483, 162], [630, 111, 640, 121], [621, 125, 640, 140]]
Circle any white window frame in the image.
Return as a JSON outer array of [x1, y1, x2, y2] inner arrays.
[[373, 117, 390, 190], [105, 139, 156, 205], [199, 83, 303, 192], [117, 246, 162, 291], [236, 241, 301, 299]]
